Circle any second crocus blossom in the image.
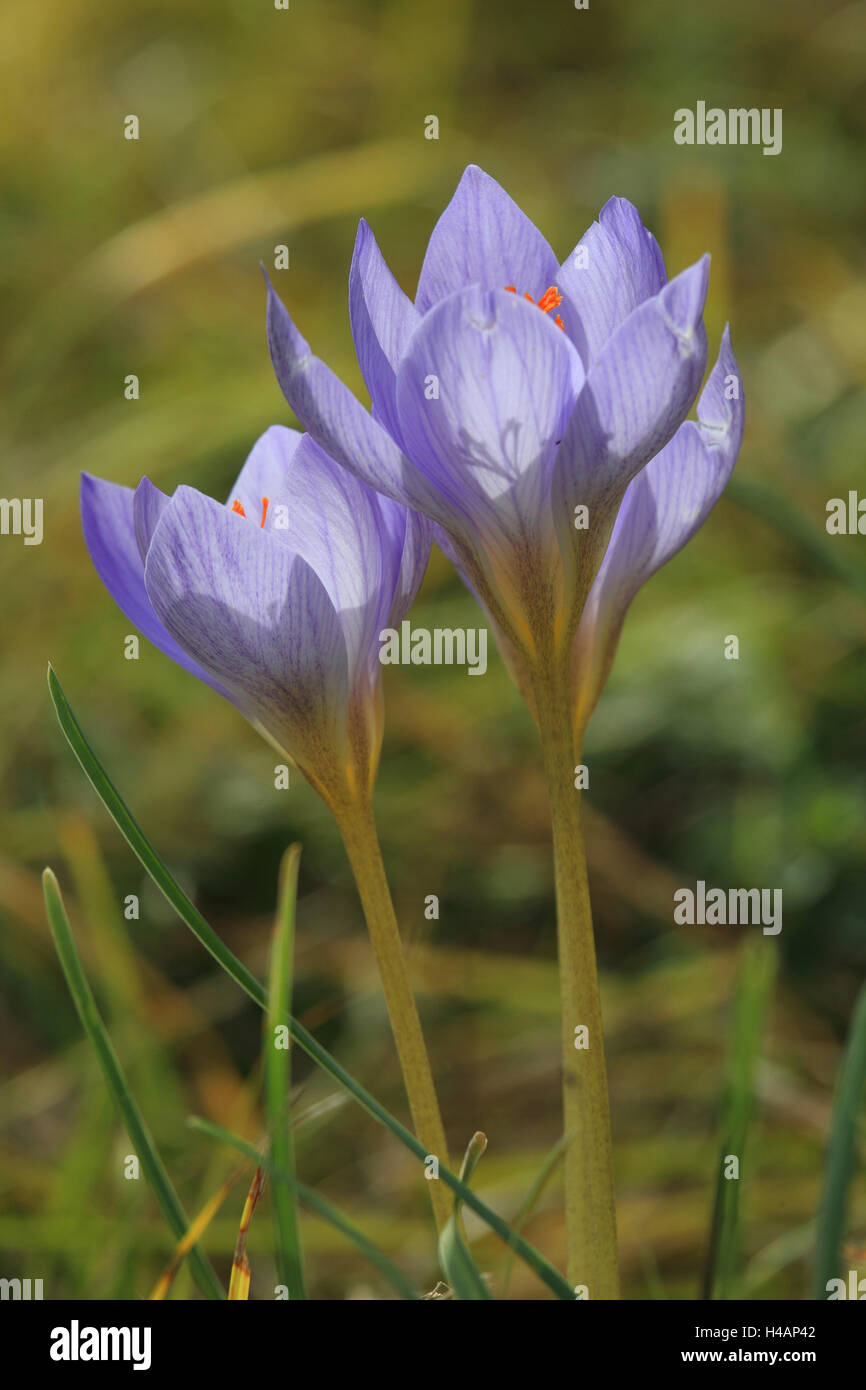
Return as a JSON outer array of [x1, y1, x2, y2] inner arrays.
[[266, 165, 713, 677], [80, 425, 430, 809], [81, 426, 455, 1230]]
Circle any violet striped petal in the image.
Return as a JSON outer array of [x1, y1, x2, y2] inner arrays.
[[133, 476, 170, 563], [395, 285, 584, 580], [558, 196, 667, 367], [274, 432, 401, 684], [415, 165, 561, 314], [143, 485, 350, 771], [573, 328, 744, 724], [265, 271, 416, 510], [349, 219, 420, 448], [377, 497, 433, 629], [81, 472, 229, 698], [553, 256, 710, 545]]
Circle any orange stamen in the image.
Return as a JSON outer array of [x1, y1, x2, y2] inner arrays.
[[537, 286, 563, 314], [231, 497, 271, 527], [503, 283, 565, 330]]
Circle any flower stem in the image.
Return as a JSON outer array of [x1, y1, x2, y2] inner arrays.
[[333, 793, 452, 1232], [533, 662, 619, 1298]]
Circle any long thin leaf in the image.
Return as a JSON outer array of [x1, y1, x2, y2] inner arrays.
[[266, 846, 305, 1298], [48, 665, 573, 1300], [702, 936, 777, 1300], [42, 867, 224, 1301], [438, 1132, 492, 1299], [190, 1118, 419, 1300], [48, 664, 265, 1006], [811, 979, 866, 1298]]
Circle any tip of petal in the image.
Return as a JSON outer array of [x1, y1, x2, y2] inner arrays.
[[265, 276, 312, 371], [598, 195, 645, 234], [697, 325, 744, 448], [80, 471, 118, 511], [454, 163, 502, 200], [659, 254, 710, 341], [349, 217, 387, 292], [352, 217, 373, 255]]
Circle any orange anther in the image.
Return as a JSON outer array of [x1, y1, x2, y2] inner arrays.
[[231, 499, 246, 517], [260, 497, 270, 528], [503, 283, 566, 330], [537, 286, 563, 314]]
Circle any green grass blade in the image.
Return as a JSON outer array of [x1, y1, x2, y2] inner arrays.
[[702, 936, 777, 1300], [438, 1132, 492, 1299], [190, 1118, 419, 1300], [42, 867, 224, 1301], [47, 664, 265, 1006], [811, 979, 866, 1299], [266, 845, 305, 1300], [47, 666, 574, 1300]]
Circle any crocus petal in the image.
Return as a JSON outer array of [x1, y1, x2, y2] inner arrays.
[[573, 327, 744, 723], [227, 424, 303, 519], [143, 485, 349, 770], [133, 476, 170, 563], [558, 197, 667, 367], [415, 165, 561, 314], [265, 272, 417, 509], [597, 325, 742, 597], [349, 220, 420, 447], [81, 472, 229, 697], [377, 498, 432, 629], [273, 432, 400, 684], [395, 285, 584, 574], [554, 256, 710, 533]]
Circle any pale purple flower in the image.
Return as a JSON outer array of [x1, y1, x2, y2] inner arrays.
[[80, 426, 429, 802], [265, 165, 741, 708]]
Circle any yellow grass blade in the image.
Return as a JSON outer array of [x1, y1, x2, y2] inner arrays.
[[149, 1168, 244, 1300], [228, 1167, 266, 1301]]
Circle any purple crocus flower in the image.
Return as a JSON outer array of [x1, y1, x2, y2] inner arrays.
[[80, 426, 429, 805], [264, 164, 740, 706]]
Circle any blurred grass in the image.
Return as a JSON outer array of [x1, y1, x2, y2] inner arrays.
[[812, 979, 866, 1297], [1, 0, 865, 1298], [42, 868, 224, 1299], [703, 938, 778, 1300], [265, 845, 304, 1298]]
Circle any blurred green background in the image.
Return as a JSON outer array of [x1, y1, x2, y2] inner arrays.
[[1, 0, 865, 1299]]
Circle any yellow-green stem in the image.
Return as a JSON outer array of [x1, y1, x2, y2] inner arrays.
[[333, 793, 452, 1232], [533, 662, 619, 1298]]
